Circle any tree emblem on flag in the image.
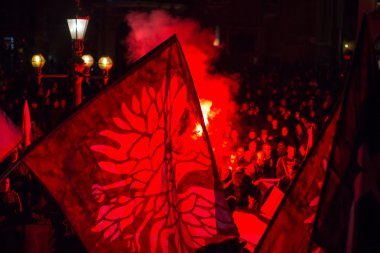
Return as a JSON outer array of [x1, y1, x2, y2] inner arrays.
[[90, 75, 226, 252]]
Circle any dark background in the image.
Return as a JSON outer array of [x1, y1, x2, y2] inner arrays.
[[0, 0, 378, 77]]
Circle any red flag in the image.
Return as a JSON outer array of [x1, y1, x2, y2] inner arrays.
[[254, 99, 342, 252], [0, 108, 22, 162], [22, 99, 32, 149], [311, 12, 380, 252], [22, 36, 238, 253]]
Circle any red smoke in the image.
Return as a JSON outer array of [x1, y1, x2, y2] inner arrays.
[[125, 10, 240, 160]]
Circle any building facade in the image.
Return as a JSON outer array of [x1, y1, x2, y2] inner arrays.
[[2, 0, 378, 74]]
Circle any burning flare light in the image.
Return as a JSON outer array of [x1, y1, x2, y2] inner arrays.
[[124, 10, 240, 148], [195, 99, 213, 137]]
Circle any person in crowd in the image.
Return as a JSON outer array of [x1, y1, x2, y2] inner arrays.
[[276, 141, 287, 158], [235, 146, 248, 166], [244, 140, 257, 163], [267, 99, 277, 116], [277, 161, 297, 193], [60, 98, 68, 118], [26, 194, 56, 253], [245, 151, 267, 210], [48, 99, 64, 130], [220, 153, 240, 212], [47, 81, 60, 105], [257, 128, 271, 151], [262, 143, 276, 178], [231, 166, 253, 210], [30, 99, 46, 134], [218, 139, 233, 165], [0, 177, 23, 253], [8, 147, 33, 217], [243, 128, 258, 148], [295, 123, 307, 148], [279, 125, 293, 146], [230, 129, 241, 151], [0, 177, 23, 216], [270, 118, 280, 141], [264, 113, 273, 130], [276, 143, 301, 180]]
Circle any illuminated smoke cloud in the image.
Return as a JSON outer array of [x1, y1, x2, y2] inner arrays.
[[124, 10, 240, 156]]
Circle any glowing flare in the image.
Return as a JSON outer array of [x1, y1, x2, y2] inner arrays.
[[125, 10, 241, 155], [195, 124, 203, 137], [200, 99, 212, 127], [194, 99, 213, 137]]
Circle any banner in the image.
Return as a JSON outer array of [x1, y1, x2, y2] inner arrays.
[[22, 36, 238, 253], [311, 12, 380, 252]]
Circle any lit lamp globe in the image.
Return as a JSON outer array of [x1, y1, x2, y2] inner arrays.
[[98, 56, 113, 71], [82, 54, 94, 68], [31, 54, 46, 69]]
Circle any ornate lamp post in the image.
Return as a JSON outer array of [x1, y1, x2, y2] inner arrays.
[[67, 15, 89, 106], [31, 15, 112, 107]]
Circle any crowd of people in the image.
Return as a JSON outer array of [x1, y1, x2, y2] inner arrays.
[[214, 64, 341, 214], [0, 57, 342, 251]]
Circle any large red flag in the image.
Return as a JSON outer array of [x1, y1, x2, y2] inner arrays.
[[310, 12, 380, 252], [0, 108, 22, 163], [253, 98, 341, 253], [22, 99, 32, 149], [22, 36, 238, 253]]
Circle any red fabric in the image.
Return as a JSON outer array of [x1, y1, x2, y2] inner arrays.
[[22, 100, 32, 148], [254, 101, 341, 253], [312, 12, 380, 252], [23, 36, 238, 253], [0, 108, 22, 162]]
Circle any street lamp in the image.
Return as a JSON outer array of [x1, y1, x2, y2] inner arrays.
[[31, 54, 45, 85], [98, 56, 113, 85], [67, 16, 89, 56], [82, 54, 94, 84], [31, 16, 112, 107], [82, 54, 94, 68]]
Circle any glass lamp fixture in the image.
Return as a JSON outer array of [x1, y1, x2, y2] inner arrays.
[[67, 16, 89, 40], [98, 56, 113, 71], [98, 56, 113, 85], [82, 54, 94, 68], [31, 54, 46, 85], [31, 54, 46, 69], [67, 16, 90, 56]]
